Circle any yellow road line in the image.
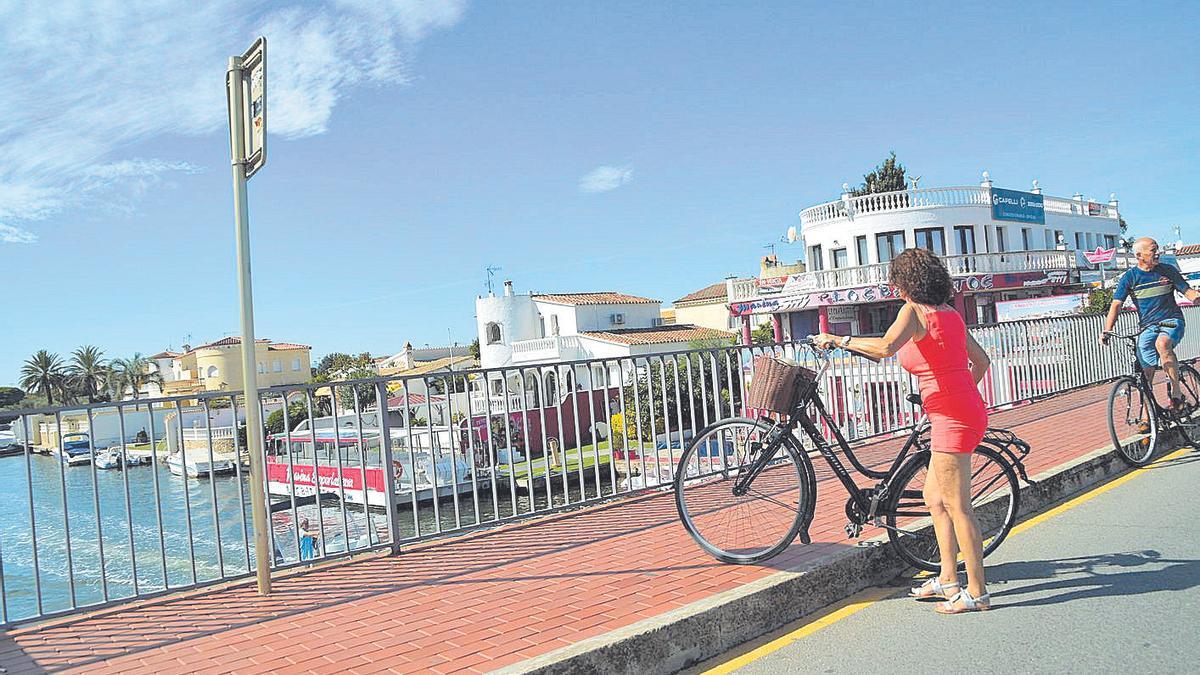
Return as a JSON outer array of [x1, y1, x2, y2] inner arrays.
[[1006, 446, 1192, 538], [701, 586, 896, 675], [702, 445, 1195, 674]]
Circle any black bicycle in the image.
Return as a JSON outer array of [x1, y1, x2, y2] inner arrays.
[[1104, 320, 1200, 467], [674, 340, 1033, 572]]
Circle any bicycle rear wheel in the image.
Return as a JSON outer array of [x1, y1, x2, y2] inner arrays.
[[1108, 377, 1158, 467], [885, 446, 1020, 573], [675, 418, 813, 564], [1174, 365, 1200, 446]]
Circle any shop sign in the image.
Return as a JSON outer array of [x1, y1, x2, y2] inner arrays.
[[991, 187, 1045, 225]]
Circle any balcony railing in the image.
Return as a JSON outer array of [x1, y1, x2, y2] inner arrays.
[[731, 250, 1080, 303], [510, 335, 582, 363], [799, 185, 1118, 227]]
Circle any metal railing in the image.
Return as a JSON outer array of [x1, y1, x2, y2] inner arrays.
[[0, 306, 1195, 624], [799, 185, 1119, 226]]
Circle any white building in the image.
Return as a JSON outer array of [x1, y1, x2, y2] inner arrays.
[[729, 175, 1124, 339], [473, 282, 734, 411]]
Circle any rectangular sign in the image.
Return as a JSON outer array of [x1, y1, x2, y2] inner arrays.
[[991, 188, 1045, 225], [1087, 201, 1102, 216], [242, 37, 266, 178], [995, 294, 1087, 322], [227, 37, 266, 178]]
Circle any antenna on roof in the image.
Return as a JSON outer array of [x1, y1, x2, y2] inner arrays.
[[485, 265, 502, 295], [763, 243, 776, 257]]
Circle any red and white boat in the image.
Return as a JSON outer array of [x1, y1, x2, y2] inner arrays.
[[265, 415, 478, 508]]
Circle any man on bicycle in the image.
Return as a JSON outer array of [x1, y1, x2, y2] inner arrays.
[[1100, 237, 1200, 408]]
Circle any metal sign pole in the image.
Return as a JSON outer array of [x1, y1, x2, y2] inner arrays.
[[227, 53, 271, 595]]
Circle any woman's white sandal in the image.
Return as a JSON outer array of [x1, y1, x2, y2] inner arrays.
[[935, 589, 991, 614], [910, 577, 959, 600]]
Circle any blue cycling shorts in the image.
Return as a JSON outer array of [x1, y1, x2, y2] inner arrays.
[[1138, 320, 1186, 367]]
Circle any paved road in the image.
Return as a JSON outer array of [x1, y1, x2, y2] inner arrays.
[[707, 446, 1200, 675]]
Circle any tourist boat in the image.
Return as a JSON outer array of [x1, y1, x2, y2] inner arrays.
[[265, 420, 478, 508], [167, 452, 236, 478], [56, 433, 93, 466]]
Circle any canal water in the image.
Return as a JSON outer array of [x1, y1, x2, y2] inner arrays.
[[0, 453, 617, 622]]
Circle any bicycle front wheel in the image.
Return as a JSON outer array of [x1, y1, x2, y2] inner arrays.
[[1108, 377, 1158, 467], [1174, 364, 1200, 446], [675, 418, 813, 564], [885, 446, 1020, 573]]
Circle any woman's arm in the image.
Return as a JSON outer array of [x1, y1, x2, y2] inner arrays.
[[964, 331, 991, 384], [813, 303, 921, 359]]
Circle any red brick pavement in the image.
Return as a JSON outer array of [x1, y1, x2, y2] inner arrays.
[[0, 384, 1138, 674]]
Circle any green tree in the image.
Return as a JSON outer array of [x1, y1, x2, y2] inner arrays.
[[111, 353, 164, 400], [265, 400, 311, 435], [0, 387, 24, 408], [68, 345, 108, 403], [20, 351, 66, 406], [467, 338, 480, 360], [313, 352, 378, 411], [1084, 287, 1114, 314], [619, 352, 742, 442], [850, 151, 907, 196], [751, 323, 775, 346]]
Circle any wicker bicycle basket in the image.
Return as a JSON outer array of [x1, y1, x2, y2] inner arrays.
[[746, 355, 816, 414]]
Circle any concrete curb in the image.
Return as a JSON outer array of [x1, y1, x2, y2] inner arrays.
[[495, 439, 1168, 675]]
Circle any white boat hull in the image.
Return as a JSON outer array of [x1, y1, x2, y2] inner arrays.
[[168, 456, 236, 478]]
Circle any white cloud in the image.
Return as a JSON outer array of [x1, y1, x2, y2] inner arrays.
[[0, 1, 466, 242], [579, 165, 634, 194], [0, 224, 37, 244]]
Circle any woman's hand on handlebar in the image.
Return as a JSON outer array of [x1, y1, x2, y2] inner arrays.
[[810, 333, 840, 350]]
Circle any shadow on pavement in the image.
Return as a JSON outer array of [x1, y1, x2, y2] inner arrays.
[[988, 550, 1200, 608]]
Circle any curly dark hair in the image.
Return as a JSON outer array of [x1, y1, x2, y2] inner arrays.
[[888, 248, 954, 306]]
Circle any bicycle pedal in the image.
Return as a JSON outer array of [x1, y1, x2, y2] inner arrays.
[[844, 522, 862, 539]]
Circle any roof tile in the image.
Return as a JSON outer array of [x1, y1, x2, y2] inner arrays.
[[674, 281, 730, 305], [580, 325, 736, 346], [532, 292, 658, 306]]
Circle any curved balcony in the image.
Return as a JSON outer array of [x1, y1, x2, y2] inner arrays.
[[799, 185, 1118, 228], [730, 249, 1081, 304]]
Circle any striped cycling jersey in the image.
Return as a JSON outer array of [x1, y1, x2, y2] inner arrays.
[[1113, 264, 1189, 327]]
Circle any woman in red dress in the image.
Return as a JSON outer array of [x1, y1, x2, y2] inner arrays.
[[815, 248, 992, 613]]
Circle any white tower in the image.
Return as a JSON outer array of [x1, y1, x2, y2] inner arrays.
[[475, 280, 541, 369]]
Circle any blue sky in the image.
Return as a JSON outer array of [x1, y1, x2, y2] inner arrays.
[[2, 1, 1197, 386]]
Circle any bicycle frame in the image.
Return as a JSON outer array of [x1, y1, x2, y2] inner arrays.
[[732, 345, 1034, 527], [1114, 321, 1183, 416], [732, 349, 927, 519]]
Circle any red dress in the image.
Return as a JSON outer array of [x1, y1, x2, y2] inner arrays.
[[897, 306, 988, 454]]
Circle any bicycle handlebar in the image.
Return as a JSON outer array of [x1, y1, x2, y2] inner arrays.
[[1103, 319, 1180, 342]]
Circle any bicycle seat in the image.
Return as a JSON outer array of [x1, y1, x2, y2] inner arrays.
[[907, 393, 923, 407]]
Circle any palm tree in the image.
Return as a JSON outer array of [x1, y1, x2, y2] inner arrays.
[[20, 351, 66, 406], [68, 346, 108, 404], [113, 353, 164, 400]]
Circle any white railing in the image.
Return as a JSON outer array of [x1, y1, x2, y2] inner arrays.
[[799, 185, 1117, 226], [469, 393, 527, 414], [510, 335, 582, 363], [730, 250, 1079, 303], [181, 426, 235, 442]]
